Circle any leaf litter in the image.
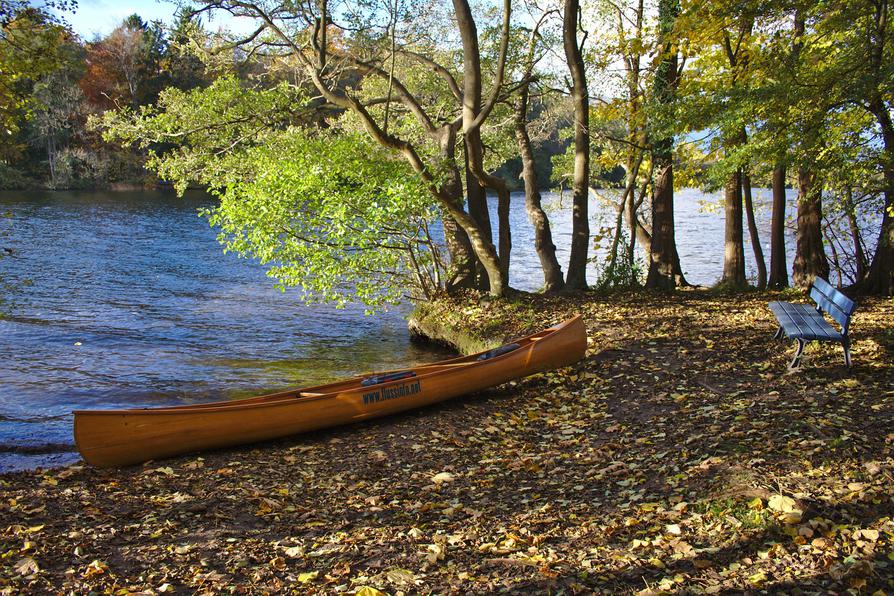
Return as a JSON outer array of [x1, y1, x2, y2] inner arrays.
[[1, 290, 892, 593]]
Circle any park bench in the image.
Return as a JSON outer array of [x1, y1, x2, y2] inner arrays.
[[769, 277, 856, 369]]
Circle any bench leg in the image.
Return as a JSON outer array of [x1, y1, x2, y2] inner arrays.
[[789, 339, 806, 370], [842, 338, 852, 368], [773, 326, 784, 340]]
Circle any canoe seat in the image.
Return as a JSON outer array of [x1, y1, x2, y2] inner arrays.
[[477, 343, 521, 361], [360, 371, 416, 387]]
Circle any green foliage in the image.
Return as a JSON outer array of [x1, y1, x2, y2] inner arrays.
[[99, 77, 444, 309], [0, 162, 35, 189], [590, 227, 645, 290], [206, 130, 443, 310], [0, 5, 76, 160], [96, 76, 303, 193]]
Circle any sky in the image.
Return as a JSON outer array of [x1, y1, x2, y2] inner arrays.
[[55, 0, 256, 40]]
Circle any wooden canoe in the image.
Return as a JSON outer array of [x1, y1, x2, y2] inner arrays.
[[73, 315, 587, 467]]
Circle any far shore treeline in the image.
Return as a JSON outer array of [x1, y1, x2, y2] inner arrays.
[[1, 0, 892, 301]]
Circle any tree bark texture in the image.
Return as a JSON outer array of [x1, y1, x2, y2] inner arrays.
[[464, 142, 493, 290], [646, 161, 677, 290], [433, 128, 477, 291], [721, 170, 747, 287], [768, 165, 789, 288], [792, 168, 829, 287], [645, 0, 681, 290], [742, 172, 767, 288], [514, 31, 564, 292], [563, 0, 590, 290]]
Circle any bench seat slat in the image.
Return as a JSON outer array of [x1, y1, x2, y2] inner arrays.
[[769, 301, 843, 342]]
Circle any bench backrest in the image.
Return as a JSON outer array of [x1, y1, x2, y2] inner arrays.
[[810, 277, 856, 332]]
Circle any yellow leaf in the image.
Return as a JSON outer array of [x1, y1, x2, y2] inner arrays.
[[83, 559, 108, 578], [858, 529, 879, 541], [648, 557, 665, 569], [431, 472, 455, 484], [355, 588, 386, 596], [284, 546, 304, 558], [298, 571, 318, 583], [782, 512, 803, 525], [768, 495, 798, 514]]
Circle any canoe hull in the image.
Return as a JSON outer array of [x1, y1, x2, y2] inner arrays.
[[74, 316, 587, 467]]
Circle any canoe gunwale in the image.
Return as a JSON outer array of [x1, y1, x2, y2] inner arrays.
[[72, 315, 581, 420], [72, 316, 582, 418]]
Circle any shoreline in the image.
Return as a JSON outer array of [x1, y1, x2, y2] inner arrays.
[[1, 290, 892, 593]]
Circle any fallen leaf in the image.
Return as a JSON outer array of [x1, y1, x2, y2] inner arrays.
[[431, 472, 455, 484], [14, 557, 39, 576], [297, 570, 318, 582]]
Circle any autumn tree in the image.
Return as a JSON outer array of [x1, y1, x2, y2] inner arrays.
[[81, 15, 167, 110], [0, 3, 76, 162]]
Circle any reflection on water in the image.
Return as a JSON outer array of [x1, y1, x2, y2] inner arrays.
[[0, 186, 831, 471]]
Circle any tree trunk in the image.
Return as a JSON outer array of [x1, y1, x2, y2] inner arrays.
[[625, 180, 639, 265], [768, 164, 788, 288], [438, 130, 477, 291], [645, 0, 681, 290], [843, 187, 868, 282], [464, 143, 493, 290], [497, 183, 511, 285], [517, 135, 565, 292], [47, 135, 56, 189], [853, 96, 894, 295], [627, 175, 651, 259], [792, 168, 829, 287], [646, 160, 677, 289], [720, 170, 747, 287], [514, 50, 564, 292], [859, 179, 894, 294], [563, 0, 590, 290], [452, 0, 511, 293], [742, 172, 767, 288], [442, 213, 478, 291]]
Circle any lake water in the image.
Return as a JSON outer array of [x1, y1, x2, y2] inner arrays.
[[0, 187, 800, 471]]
